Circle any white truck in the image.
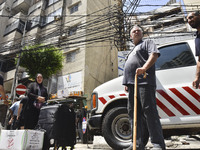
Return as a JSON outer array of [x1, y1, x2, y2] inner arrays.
[[88, 39, 200, 150]]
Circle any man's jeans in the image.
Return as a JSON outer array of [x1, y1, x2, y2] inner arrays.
[[0, 104, 8, 127], [127, 84, 166, 150]]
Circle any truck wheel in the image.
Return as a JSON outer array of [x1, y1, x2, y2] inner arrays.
[[102, 107, 149, 150], [102, 107, 131, 150]]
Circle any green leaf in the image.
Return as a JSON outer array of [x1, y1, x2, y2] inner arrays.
[[16, 44, 64, 79]]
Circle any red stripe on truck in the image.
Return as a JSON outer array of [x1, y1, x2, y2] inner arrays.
[[156, 98, 176, 117], [157, 89, 190, 116], [182, 86, 200, 103], [109, 95, 115, 99], [99, 97, 107, 104], [169, 88, 200, 114]]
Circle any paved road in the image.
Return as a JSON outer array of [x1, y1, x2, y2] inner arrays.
[[51, 135, 200, 150]]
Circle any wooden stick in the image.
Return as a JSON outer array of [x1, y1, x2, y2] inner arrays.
[[133, 73, 138, 150], [133, 72, 147, 150]]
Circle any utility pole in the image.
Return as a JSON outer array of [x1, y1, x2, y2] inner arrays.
[[115, 0, 142, 51], [10, 16, 29, 101], [117, 0, 126, 51]]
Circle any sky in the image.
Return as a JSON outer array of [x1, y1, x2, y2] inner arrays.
[[135, 0, 184, 13]]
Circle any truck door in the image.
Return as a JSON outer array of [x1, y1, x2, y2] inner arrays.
[[155, 42, 200, 126]]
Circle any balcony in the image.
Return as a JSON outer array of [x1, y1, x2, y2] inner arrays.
[[4, 12, 26, 34], [4, 19, 25, 36], [12, 0, 31, 14], [28, 0, 42, 15], [1, 13, 26, 58]]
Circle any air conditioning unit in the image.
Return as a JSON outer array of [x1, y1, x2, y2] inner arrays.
[[5, 6, 11, 12], [59, 33, 68, 40], [54, 15, 62, 21]]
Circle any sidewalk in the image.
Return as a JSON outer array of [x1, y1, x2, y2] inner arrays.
[[51, 135, 200, 150], [74, 135, 200, 150], [50, 136, 112, 150]]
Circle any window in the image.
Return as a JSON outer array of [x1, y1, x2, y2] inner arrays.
[[66, 51, 76, 62], [70, 3, 79, 14], [30, 16, 41, 28], [29, 6, 41, 15], [47, 0, 59, 6], [5, 20, 18, 30], [68, 25, 78, 36], [40, 16, 46, 26], [0, 59, 15, 72], [155, 43, 196, 70], [18, 21, 25, 32], [45, 8, 62, 24], [4, 20, 24, 35]]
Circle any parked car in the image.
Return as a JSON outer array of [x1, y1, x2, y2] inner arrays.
[[88, 39, 200, 149]]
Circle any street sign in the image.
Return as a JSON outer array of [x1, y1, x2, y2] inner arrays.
[[16, 84, 27, 95]]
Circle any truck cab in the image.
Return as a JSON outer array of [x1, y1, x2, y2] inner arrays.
[[88, 39, 200, 150]]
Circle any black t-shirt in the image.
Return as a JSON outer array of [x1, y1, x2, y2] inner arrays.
[[20, 97, 28, 108], [195, 32, 200, 56], [0, 75, 3, 86], [123, 39, 160, 86], [20, 97, 29, 117]]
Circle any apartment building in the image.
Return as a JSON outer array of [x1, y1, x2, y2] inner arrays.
[[130, 2, 193, 45], [183, 0, 200, 12], [0, 0, 118, 107]]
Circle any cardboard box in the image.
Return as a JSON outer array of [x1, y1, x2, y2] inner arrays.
[[0, 130, 44, 150]]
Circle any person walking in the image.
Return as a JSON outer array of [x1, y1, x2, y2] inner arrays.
[[0, 74, 8, 127], [9, 98, 20, 129], [17, 95, 28, 129], [187, 11, 200, 89], [122, 25, 166, 150], [24, 73, 48, 129]]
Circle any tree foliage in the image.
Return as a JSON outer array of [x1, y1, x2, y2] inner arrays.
[[18, 44, 64, 79]]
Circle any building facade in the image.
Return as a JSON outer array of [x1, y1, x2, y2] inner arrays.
[[0, 0, 118, 107], [129, 2, 194, 45], [183, 0, 200, 12]]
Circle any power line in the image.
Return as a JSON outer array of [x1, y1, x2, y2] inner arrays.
[[1, 3, 199, 19], [1, 31, 195, 62], [0, 1, 198, 60], [0, 5, 119, 45]]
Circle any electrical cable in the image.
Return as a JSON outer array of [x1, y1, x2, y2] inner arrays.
[[0, 1, 199, 61]]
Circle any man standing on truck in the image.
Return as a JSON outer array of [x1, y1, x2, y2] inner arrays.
[[122, 25, 165, 150], [187, 11, 200, 89]]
